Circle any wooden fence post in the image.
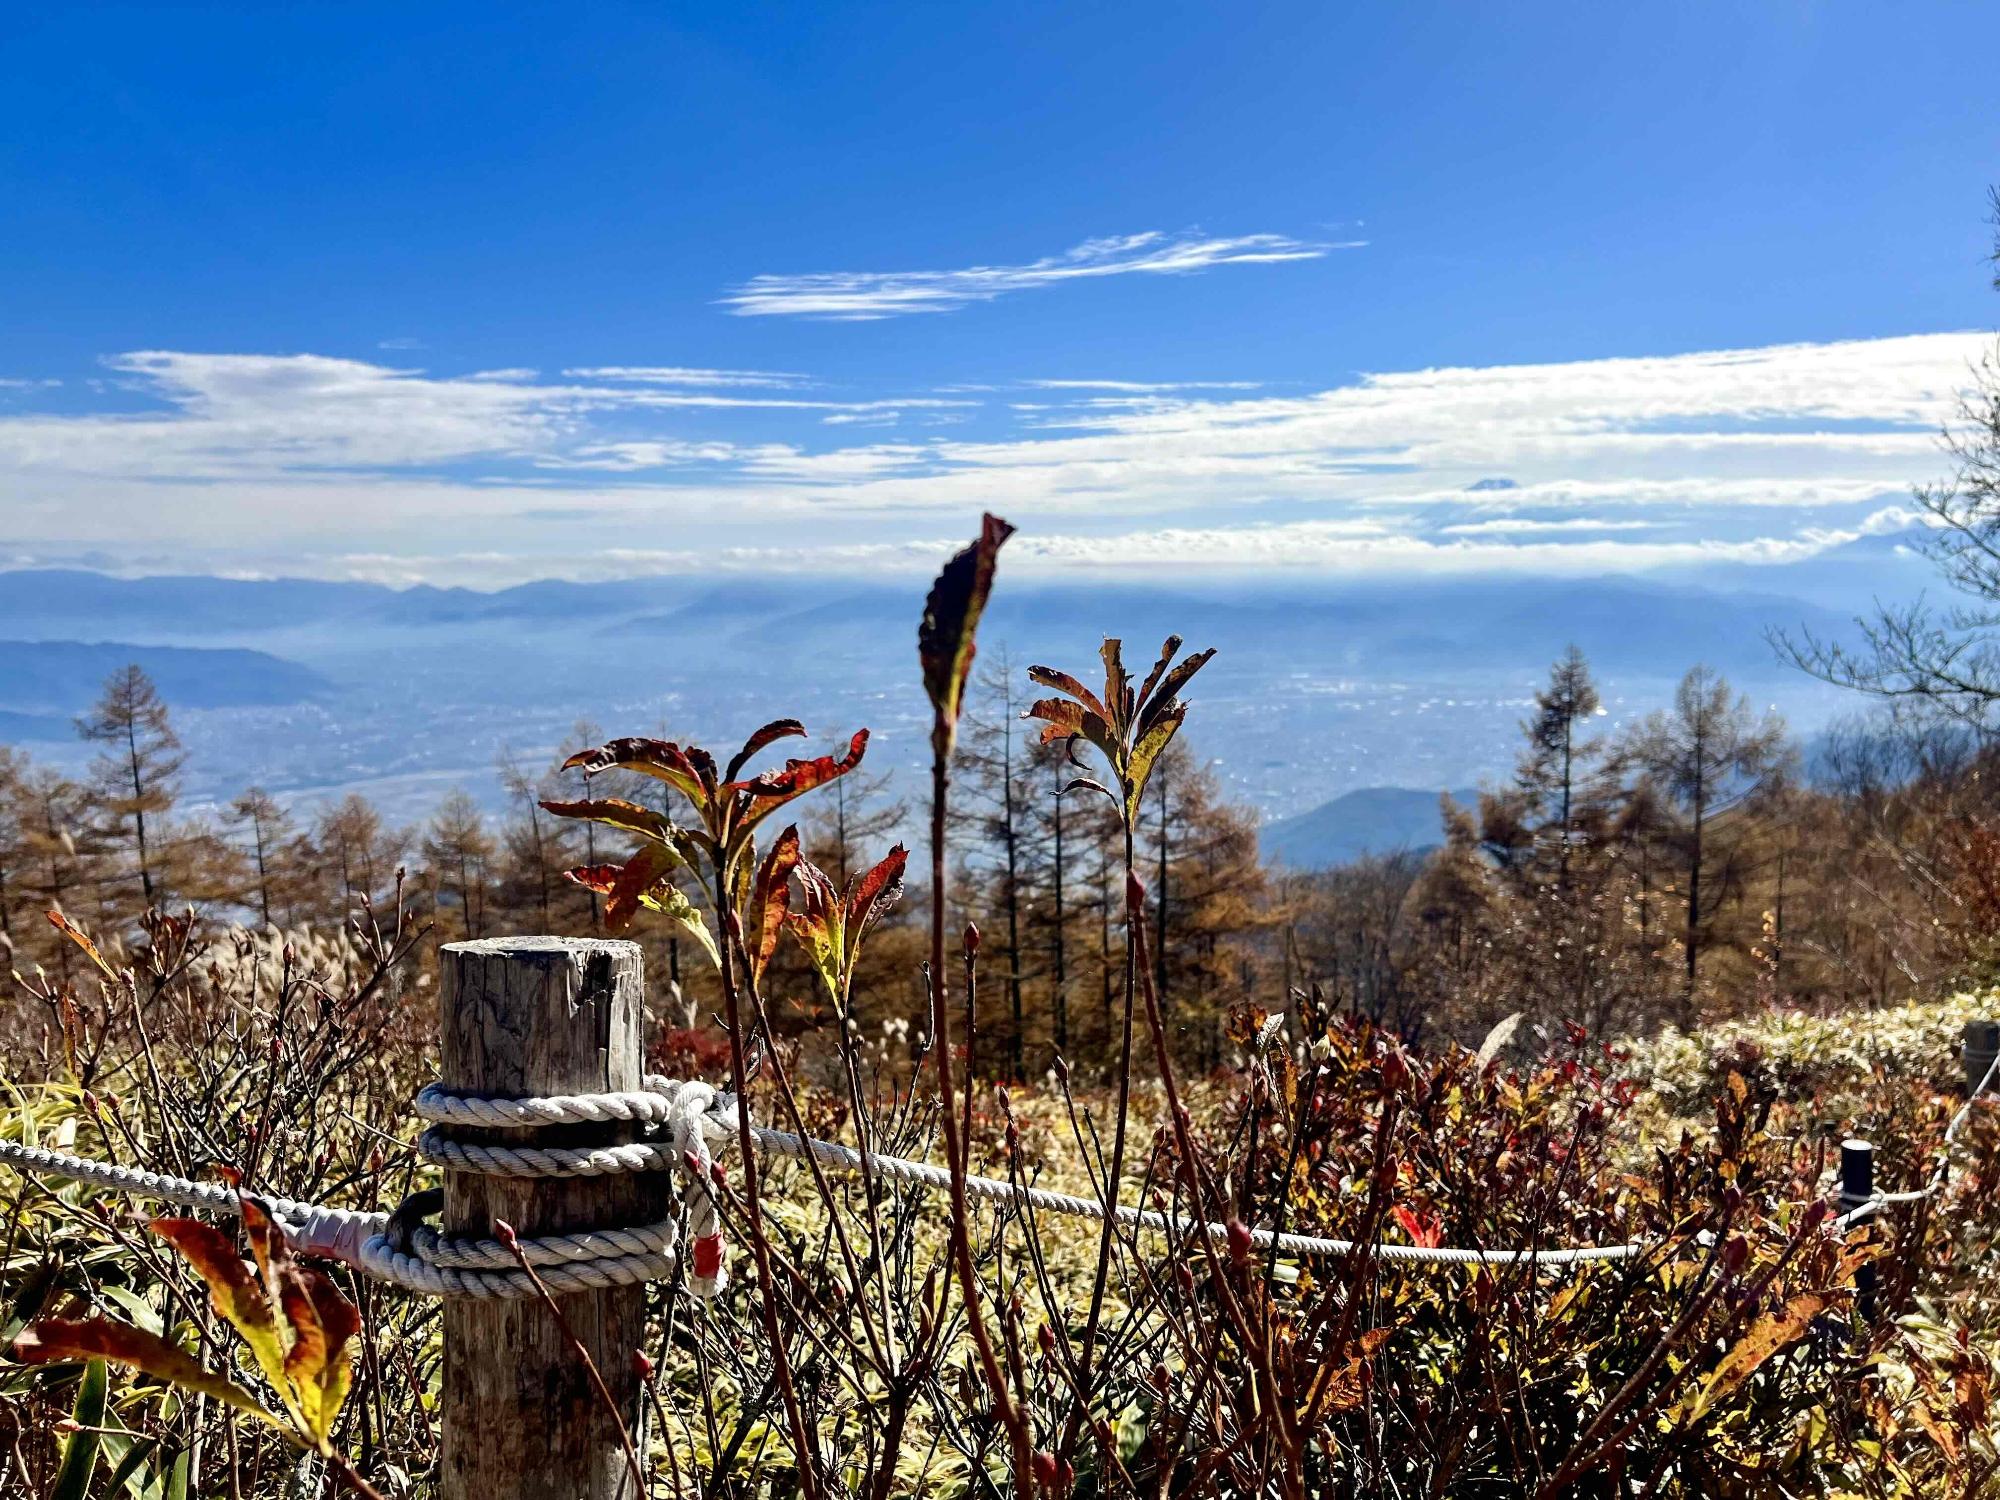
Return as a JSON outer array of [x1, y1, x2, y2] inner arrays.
[[1839, 1137, 1876, 1322], [1965, 1019, 2000, 1097], [437, 937, 665, 1500]]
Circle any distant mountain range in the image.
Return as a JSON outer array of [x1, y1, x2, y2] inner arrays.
[[0, 536, 1932, 827], [1260, 785, 1478, 870], [0, 559, 1900, 683], [0, 640, 328, 713]]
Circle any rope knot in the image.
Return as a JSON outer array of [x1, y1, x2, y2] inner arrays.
[[648, 1076, 737, 1298]]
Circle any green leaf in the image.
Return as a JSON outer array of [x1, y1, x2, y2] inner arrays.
[[51, 1356, 106, 1500], [103, 1434, 161, 1498], [919, 513, 1014, 753], [1124, 703, 1187, 823], [640, 882, 721, 973], [97, 1284, 164, 1337], [788, 859, 847, 1008]]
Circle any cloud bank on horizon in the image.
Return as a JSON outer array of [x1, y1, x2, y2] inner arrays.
[[0, 327, 1986, 589]]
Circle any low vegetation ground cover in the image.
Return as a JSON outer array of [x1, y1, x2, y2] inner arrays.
[[3, 510, 2000, 1497]]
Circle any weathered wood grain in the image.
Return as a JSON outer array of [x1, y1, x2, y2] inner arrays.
[[438, 937, 664, 1500]]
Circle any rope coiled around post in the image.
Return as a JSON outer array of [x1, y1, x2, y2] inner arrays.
[[414, 1075, 738, 1297]]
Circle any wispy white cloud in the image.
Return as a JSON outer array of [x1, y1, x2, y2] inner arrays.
[[720, 230, 1350, 320], [1025, 378, 1264, 392], [562, 365, 809, 388], [554, 441, 750, 470]]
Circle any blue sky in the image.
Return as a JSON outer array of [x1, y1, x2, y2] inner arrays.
[[1, 2, 1996, 586]]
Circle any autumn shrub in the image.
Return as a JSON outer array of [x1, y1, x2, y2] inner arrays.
[[3, 515, 2000, 1497]]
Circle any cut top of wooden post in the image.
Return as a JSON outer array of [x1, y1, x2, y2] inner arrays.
[[440, 936, 647, 1097]]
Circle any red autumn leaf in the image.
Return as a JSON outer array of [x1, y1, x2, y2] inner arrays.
[[1131, 635, 1185, 720], [1135, 647, 1217, 740], [1025, 664, 1110, 724], [1392, 1205, 1444, 1249], [562, 864, 622, 894], [10, 1317, 282, 1430], [725, 718, 807, 782], [536, 797, 681, 847], [561, 737, 716, 805], [749, 826, 801, 985], [849, 845, 908, 938], [731, 729, 869, 833]]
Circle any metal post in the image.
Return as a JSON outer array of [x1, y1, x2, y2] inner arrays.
[[1839, 1137, 1876, 1322], [1965, 1019, 2000, 1097], [437, 937, 663, 1500]]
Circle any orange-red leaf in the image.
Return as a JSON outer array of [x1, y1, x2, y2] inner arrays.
[[1392, 1205, 1443, 1249], [1135, 647, 1216, 738], [726, 719, 807, 783], [1683, 1290, 1834, 1422], [562, 738, 714, 807], [538, 797, 681, 846], [150, 1217, 288, 1398], [1025, 664, 1110, 724], [850, 845, 908, 939], [605, 844, 682, 932], [48, 910, 118, 981], [10, 1317, 283, 1430], [731, 730, 869, 834], [749, 826, 802, 985], [1100, 638, 1132, 732]]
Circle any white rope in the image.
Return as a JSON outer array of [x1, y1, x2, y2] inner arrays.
[[1830, 1044, 2000, 1231], [414, 1075, 735, 1295], [356, 1232, 678, 1298], [6, 1042, 1994, 1297], [417, 1076, 1652, 1266], [0, 1140, 675, 1300], [415, 1130, 683, 1180], [414, 1081, 683, 1129]]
